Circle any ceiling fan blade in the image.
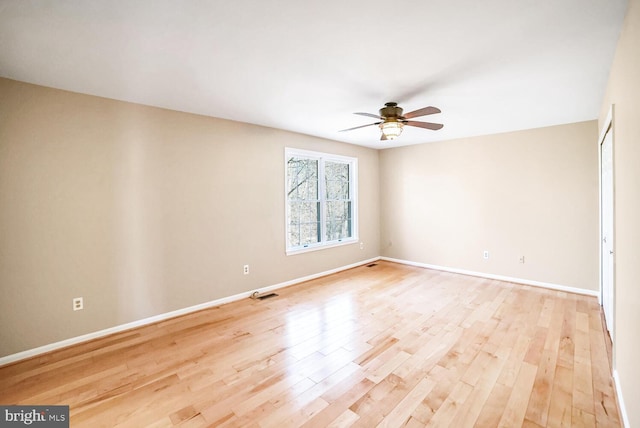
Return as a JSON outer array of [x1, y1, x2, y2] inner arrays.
[[403, 120, 444, 130], [339, 122, 382, 132], [354, 112, 383, 119], [403, 106, 441, 119]]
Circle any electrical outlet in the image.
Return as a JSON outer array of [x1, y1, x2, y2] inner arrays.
[[359, 242, 364, 250], [73, 297, 83, 311], [483, 250, 489, 259], [519, 256, 525, 264], [243, 264, 249, 275]]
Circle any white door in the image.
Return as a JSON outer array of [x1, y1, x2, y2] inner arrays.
[[601, 129, 614, 338]]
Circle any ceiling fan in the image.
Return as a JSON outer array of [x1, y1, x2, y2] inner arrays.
[[340, 102, 443, 141]]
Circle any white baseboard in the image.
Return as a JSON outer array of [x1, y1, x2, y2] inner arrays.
[[0, 256, 600, 367], [2, 255, 623, 418], [380, 257, 599, 297], [0, 257, 381, 367], [613, 370, 630, 428]]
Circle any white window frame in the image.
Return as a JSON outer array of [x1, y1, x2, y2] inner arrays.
[[285, 148, 358, 255]]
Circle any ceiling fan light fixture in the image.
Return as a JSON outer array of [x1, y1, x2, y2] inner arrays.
[[380, 121, 403, 140], [340, 102, 442, 139]]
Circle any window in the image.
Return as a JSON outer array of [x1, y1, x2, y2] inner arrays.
[[285, 148, 358, 254]]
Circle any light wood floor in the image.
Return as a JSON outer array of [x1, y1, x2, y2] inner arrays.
[[0, 261, 621, 427]]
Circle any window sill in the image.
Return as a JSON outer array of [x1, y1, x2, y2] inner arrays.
[[286, 238, 358, 256]]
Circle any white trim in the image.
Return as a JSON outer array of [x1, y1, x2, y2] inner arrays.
[[381, 257, 599, 297], [613, 370, 630, 428], [598, 105, 614, 147], [0, 257, 381, 367], [598, 118, 603, 308], [598, 105, 616, 347], [0, 255, 603, 367], [286, 237, 358, 256], [283, 147, 356, 164]]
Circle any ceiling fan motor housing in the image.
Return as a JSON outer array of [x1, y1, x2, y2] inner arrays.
[[379, 102, 402, 119]]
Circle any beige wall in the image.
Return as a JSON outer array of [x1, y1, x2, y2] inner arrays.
[[599, 0, 640, 425], [379, 121, 599, 291], [0, 78, 380, 357]]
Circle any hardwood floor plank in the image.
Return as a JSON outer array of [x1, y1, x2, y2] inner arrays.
[[498, 362, 539, 427], [449, 349, 508, 427], [426, 380, 473, 427], [326, 409, 360, 427], [301, 378, 375, 427], [588, 305, 621, 427], [267, 396, 329, 428], [524, 349, 557, 426], [474, 382, 513, 427], [375, 377, 436, 427], [272, 366, 361, 420], [0, 261, 621, 427], [547, 365, 573, 427]]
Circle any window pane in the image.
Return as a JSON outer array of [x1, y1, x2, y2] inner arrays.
[[287, 201, 320, 248], [287, 157, 318, 200], [325, 161, 349, 200], [299, 222, 320, 245], [289, 201, 320, 223], [325, 200, 352, 241], [287, 221, 320, 247]]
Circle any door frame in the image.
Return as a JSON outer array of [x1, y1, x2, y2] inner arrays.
[[598, 105, 615, 347]]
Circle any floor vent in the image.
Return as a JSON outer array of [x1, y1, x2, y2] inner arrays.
[[367, 263, 378, 267], [257, 293, 278, 300], [250, 291, 279, 300]]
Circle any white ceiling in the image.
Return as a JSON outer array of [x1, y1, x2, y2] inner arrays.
[[0, 0, 628, 149]]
